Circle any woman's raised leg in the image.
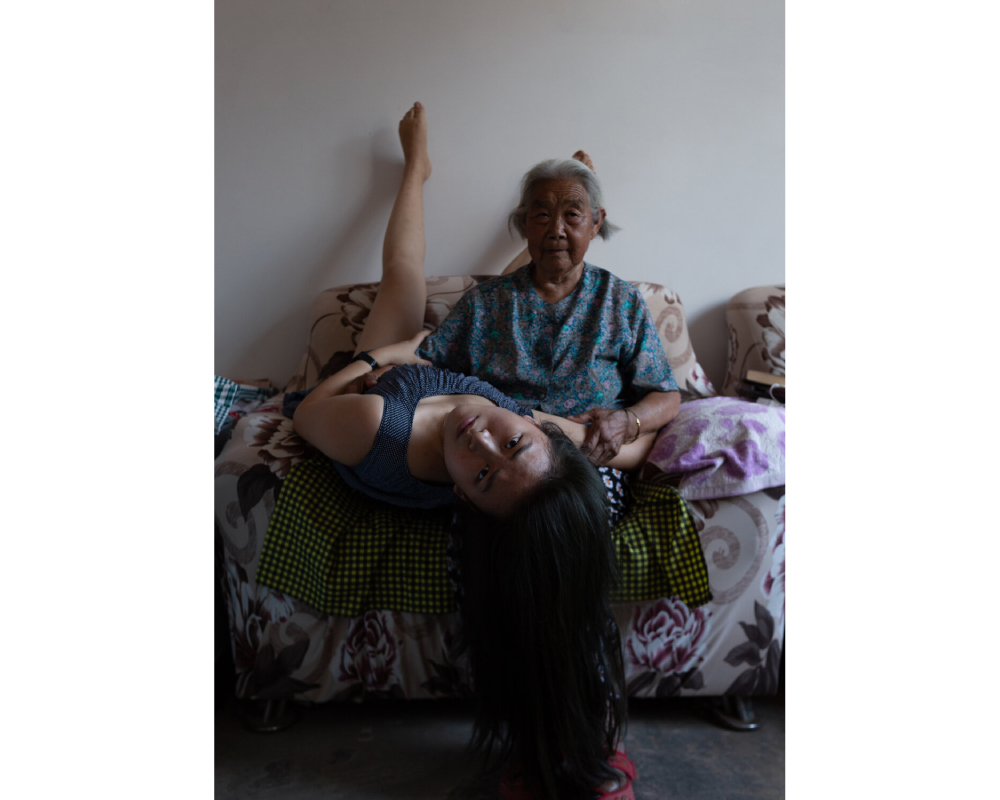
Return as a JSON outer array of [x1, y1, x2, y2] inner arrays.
[[355, 102, 434, 355]]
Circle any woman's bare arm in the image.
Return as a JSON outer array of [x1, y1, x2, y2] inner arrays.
[[294, 394, 384, 466], [293, 331, 430, 465]]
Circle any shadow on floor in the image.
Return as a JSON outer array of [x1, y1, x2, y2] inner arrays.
[[216, 694, 783, 800]]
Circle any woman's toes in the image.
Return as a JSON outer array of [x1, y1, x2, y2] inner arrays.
[[401, 102, 421, 124]]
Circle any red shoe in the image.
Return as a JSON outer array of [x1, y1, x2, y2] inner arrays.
[[499, 751, 637, 800]]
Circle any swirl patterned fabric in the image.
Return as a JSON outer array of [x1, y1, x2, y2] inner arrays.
[[216, 278, 784, 702]]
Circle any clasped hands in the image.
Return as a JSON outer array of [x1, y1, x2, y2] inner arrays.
[[566, 407, 637, 466]]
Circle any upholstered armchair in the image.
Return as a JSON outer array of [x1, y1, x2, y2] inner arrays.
[[215, 277, 785, 729]]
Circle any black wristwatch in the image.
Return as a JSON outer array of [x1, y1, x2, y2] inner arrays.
[[351, 351, 378, 369]]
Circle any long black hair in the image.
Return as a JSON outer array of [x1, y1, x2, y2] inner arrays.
[[455, 421, 628, 799]]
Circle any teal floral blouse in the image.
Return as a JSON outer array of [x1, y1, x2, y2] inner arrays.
[[418, 264, 677, 416]]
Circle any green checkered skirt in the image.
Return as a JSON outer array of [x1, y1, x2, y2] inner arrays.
[[256, 456, 711, 616]]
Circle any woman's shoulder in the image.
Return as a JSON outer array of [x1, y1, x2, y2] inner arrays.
[[464, 270, 524, 298], [581, 263, 641, 301], [295, 392, 384, 466], [441, 272, 526, 324], [583, 262, 631, 288]]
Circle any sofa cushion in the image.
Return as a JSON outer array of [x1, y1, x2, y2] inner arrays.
[[640, 397, 785, 500]]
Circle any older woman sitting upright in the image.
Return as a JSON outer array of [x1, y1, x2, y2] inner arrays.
[[418, 156, 680, 466]]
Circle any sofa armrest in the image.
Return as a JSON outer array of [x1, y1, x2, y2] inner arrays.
[[722, 285, 785, 397]]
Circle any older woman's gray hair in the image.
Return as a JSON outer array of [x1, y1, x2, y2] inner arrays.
[[508, 158, 621, 241]]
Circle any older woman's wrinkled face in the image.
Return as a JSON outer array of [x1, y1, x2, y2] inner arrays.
[[524, 179, 605, 274]]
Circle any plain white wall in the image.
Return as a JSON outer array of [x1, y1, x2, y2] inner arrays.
[[216, 0, 784, 390]]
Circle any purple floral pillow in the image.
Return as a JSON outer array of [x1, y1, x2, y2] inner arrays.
[[641, 397, 785, 500]]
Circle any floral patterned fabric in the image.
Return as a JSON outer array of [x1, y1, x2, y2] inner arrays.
[[417, 264, 678, 415], [641, 397, 786, 500], [216, 277, 783, 702], [723, 285, 785, 396]]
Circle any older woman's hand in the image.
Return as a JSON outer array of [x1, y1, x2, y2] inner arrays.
[[566, 407, 634, 466]]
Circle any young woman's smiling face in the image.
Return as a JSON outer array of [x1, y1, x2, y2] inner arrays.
[[443, 404, 552, 517]]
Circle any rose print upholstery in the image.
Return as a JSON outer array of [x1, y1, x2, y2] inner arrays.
[[215, 277, 785, 706], [722, 285, 785, 397]]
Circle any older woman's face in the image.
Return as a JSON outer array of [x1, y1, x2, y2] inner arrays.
[[524, 179, 605, 273]]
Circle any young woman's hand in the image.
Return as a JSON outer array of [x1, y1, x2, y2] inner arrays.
[[342, 365, 397, 395], [370, 330, 433, 368]]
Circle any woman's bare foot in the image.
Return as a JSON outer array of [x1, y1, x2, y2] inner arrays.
[[399, 102, 432, 182], [572, 149, 595, 173]]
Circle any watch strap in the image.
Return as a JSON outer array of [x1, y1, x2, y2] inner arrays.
[[351, 351, 378, 370]]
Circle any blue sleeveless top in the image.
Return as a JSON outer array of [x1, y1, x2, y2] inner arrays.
[[331, 365, 532, 509]]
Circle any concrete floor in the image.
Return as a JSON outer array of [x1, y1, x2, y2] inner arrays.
[[215, 695, 784, 799]]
